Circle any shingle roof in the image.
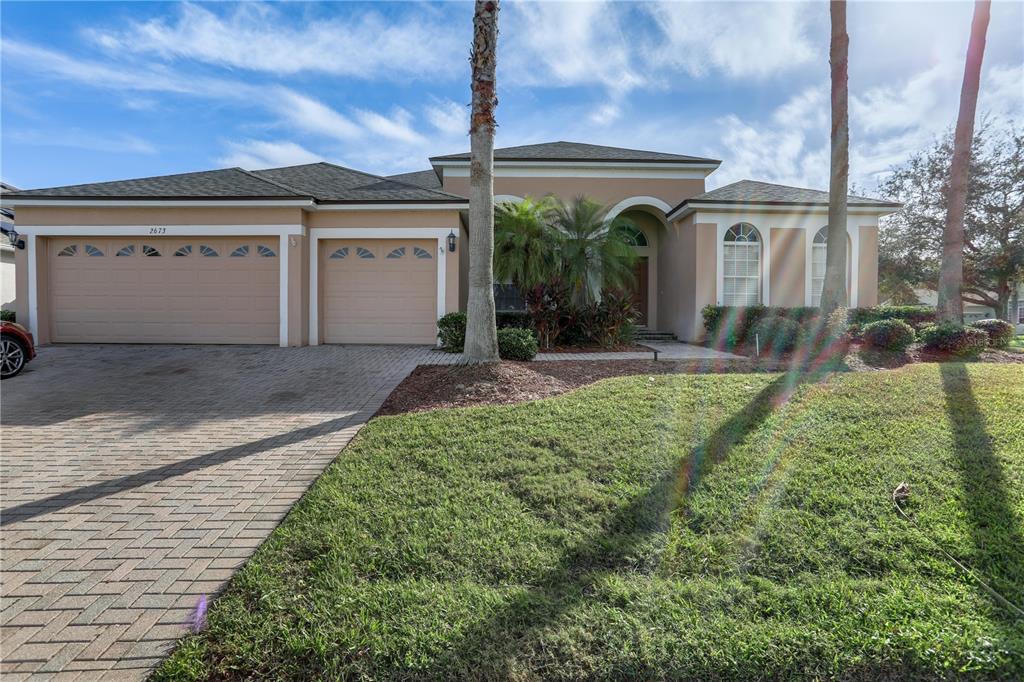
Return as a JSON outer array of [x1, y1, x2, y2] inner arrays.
[[430, 141, 719, 164], [253, 162, 464, 203], [670, 180, 900, 216], [3, 163, 468, 204], [4, 168, 308, 200], [386, 169, 444, 191]]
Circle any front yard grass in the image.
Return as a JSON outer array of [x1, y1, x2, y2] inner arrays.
[[156, 364, 1024, 680]]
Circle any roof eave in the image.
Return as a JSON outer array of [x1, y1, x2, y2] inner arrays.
[[667, 200, 902, 222]]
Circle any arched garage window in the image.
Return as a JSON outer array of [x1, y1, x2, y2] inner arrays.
[[811, 227, 850, 307], [723, 223, 761, 306]]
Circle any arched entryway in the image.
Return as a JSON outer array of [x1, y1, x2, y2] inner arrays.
[[616, 208, 665, 329]]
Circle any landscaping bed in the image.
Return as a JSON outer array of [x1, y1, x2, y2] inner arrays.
[[157, 365, 1024, 680]]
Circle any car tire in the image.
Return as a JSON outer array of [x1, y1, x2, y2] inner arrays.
[[1, 334, 27, 379]]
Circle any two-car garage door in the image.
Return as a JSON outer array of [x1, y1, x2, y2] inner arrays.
[[47, 237, 279, 344]]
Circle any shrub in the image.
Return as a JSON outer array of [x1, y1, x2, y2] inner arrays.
[[801, 307, 851, 358], [497, 327, 538, 361], [702, 306, 827, 350], [437, 312, 467, 352], [525, 281, 572, 348], [971, 319, 1014, 349], [751, 316, 801, 355], [580, 290, 637, 348], [919, 322, 989, 357], [848, 305, 935, 328], [0, 309, 14, 323], [860, 319, 916, 352]]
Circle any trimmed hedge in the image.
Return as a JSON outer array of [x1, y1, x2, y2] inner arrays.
[[919, 322, 989, 357], [861, 319, 916, 352], [971, 319, 1014, 349], [437, 312, 467, 352], [751, 316, 801, 355], [848, 305, 935, 328], [703, 305, 938, 350], [497, 327, 538, 361], [0, 309, 14, 323]]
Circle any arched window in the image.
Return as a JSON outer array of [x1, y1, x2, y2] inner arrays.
[[723, 223, 761, 306], [174, 245, 193, 257], [256, 245, 276, 257], [58, 245, 78, 257], [811, 227, 850, 306], [116, 245, 135, 257], [613, 224, 648, 247], [230, 245, 250, 257]]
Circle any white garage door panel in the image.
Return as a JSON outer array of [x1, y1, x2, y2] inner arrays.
[[321, 238, 438, 344], [48, 237, 279, 344]]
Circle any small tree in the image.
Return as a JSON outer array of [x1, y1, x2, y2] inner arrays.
[[549, 196, 637, 307], [936, 0, 991, 322], [820, 0, 850, 314], [493, 196, 561, 291], [463, 0, 500, 363]]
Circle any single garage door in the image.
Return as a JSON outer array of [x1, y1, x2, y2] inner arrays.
[[321, 238, 437, 344], [48, 236, 279, 344]]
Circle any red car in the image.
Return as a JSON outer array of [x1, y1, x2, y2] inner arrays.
[[1, 320, 35, 379]]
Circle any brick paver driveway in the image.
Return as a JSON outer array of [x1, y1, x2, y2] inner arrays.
[[1, 344, 450, 680]]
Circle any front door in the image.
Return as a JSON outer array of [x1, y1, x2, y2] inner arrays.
[[629, 257, 649, 326]]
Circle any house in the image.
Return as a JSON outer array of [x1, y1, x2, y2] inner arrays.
[[888, 286, 1024, 333], [0, 141, 899, 346]]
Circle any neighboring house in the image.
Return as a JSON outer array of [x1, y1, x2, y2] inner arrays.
[[0, 141, 899, 346], [1, 182, 18, 311], [892, 287, 1024, 332]]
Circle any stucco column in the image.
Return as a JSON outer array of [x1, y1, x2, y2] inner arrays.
[[284, 234, 307, 346]]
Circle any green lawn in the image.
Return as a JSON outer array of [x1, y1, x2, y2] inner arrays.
[[1009, 335, 1024, 352], [156, 364, 1024, 680]]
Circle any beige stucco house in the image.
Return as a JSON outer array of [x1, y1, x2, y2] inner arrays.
[[1, 141, 899, 346]]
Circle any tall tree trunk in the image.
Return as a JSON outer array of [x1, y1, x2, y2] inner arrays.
[[937, 0, 990, 323], [820, 0, 849, 315], [464, 0, 500, 363]]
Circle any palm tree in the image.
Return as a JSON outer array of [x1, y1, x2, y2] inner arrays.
[[463, 0, 500, 363], [550, 196, 637, 307], [820, 0, 849, 314], [493, 196, 562, 290], [937, 0, 991, 323]]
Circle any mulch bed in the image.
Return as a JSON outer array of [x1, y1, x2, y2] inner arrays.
[[377, 358, 775, 416], [378, 342, 1023, 416]]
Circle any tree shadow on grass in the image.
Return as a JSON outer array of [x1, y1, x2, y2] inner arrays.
[[938, 363, 1024, 620], [420, 371, 807, 679]]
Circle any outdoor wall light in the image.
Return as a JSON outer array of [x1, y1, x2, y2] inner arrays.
[[2, 225, 25, 250], [447, 230, 457, 252]]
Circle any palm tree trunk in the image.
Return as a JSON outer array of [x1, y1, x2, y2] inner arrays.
[[937, 0, 990, 323], [463, 0, 500, 363], [820, 0, 849, 315]]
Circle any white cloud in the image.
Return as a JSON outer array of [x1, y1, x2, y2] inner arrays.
[[589, 103, 622, 126], [7, 129, 157, 154], [218, 140, 324, 169], [644, 2, 820, 79], [354, 108, 425, 145], [271, 89, 363, 141], [84, 2, 464, 80], [425, 99, 468, 137], [502, 1, 645, 96]]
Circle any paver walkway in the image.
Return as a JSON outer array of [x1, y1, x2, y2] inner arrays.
[[0, 344, 455, 680], [420, 341, 744, 364]]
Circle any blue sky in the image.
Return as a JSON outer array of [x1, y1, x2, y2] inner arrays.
[[2, 1, 1021, 193]]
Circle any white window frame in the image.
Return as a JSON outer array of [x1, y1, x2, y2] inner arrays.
[[721, 223, 763, 306], [810, 226, 851, 307]]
